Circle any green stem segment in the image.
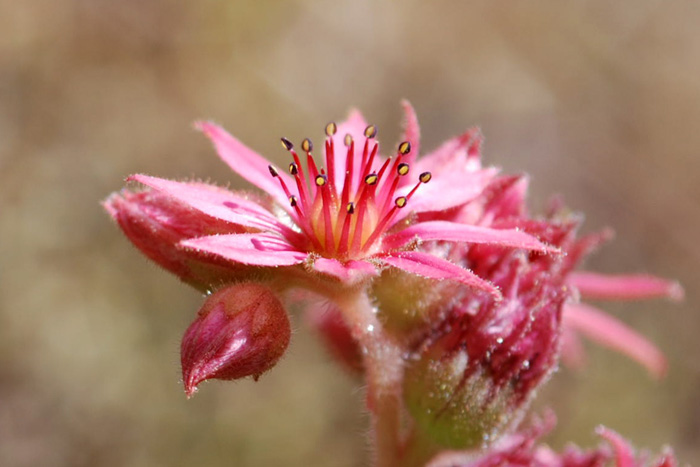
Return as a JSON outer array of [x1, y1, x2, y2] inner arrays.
[[335, 289, 404, 467]]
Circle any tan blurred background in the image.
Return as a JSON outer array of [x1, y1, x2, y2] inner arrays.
[[1, 1, 699, 465]]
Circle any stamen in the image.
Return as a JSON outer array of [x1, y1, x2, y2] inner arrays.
[[377, 144, 409, 202], [337, 202, 355, 255], [405, 171, 433, 202], [350, 199, 367, 254], [364, 124, 377, 139], [325, 122, 337, 137], [364, 173, 379, 185], [270, 125, 431, 259], [281, 137, 309, 198], [268, 165, 295, 201], [280, 137, 294, 151], [301, 138, 313, 153], [364, 172, 432, 250], [361, 143, 379, 179], [380, 176, 401, 214], [305, 144, 320, 190], [317, 180, 335, 254], [340, 140, 355, 207], [376, 157, 392, 181], [325, 139, 337, 193], [270, 164, 320, 244]]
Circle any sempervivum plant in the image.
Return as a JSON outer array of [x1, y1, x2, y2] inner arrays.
[[105, 103, 682, 466]]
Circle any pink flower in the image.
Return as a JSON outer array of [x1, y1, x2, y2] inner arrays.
[[110, 102, 555, 296]]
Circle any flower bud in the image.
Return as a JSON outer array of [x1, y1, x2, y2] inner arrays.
[[181, 282, 290, 397], [404, 256, 564, 449]]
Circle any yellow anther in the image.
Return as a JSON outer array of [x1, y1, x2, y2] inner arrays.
[[315, 174, 328, 186], [301, 138, 313, 153], [288, 162, 299, 175], [419, 172, 432, 183], [268, 165, 279, 177], [325, 122, 337, 137], [364, 173, 379, 185], [289, 195, 298, 207], [398, 141, 411, 155], [397, 163, 410, 176], [344, 134, 353, 147], [280, 137, 294, 151], [346, 202, 355, 214], [364, 124, 377, 139], [395, 196, 407, 208]]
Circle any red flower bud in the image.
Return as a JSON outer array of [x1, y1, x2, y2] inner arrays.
[[404, 254, 565, 449], [181, 282, 290, 397]]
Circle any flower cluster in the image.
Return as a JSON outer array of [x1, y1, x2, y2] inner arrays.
[[105, 103, 682, 465]]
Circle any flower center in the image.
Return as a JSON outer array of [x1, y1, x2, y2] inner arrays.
[[268, 122, 431, 260]]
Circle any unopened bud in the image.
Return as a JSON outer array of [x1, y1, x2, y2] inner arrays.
[[404, 334, 514, 449], [404, 287, 562, 449], [181, 282, 290, 397]]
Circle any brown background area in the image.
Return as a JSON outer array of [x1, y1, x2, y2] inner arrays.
[[1, 1, 699, 465]]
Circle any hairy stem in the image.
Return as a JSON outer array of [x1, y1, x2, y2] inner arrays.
[[336, 289, 404, 467]]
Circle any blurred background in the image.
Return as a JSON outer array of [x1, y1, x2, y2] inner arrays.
[[1, 1, 699, 465]]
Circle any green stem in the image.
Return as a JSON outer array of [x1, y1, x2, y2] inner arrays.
[[335, 289, 404, 467]]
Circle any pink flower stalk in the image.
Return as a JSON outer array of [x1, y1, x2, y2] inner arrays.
[[427, 415, 678, 467], [112, 102, 554, 297], [181, 282, 290, 397]]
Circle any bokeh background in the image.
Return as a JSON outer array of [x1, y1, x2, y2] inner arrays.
[[2, 1, 699, 465]]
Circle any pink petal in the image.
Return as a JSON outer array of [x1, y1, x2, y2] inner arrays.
[[380, 251, 500, 298], [569, 272, 684, 302], [398, 100, 420, 171], [595, 427, 636, 467], [128, 174, 294, 236], [312, 257, 378, 283], [195, 121, 293, 209], [181, 233, 307, 267], [414, 127, 483, 175], [563, 303, 667, 378], [330, 109, 368, 189], [560, 325, 587, 369], [383, 220, 558, 254], [397, 167, 498, 215]]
